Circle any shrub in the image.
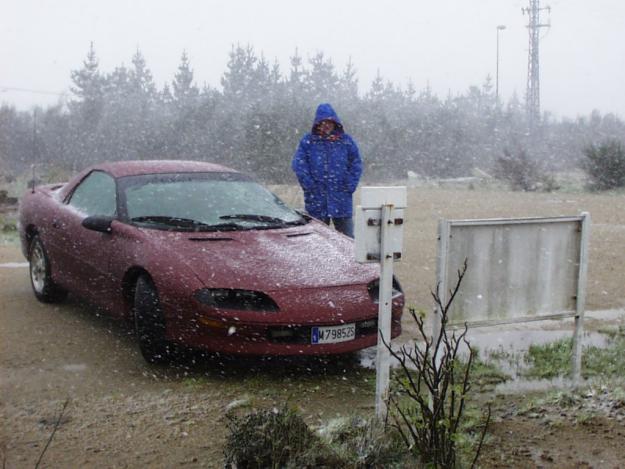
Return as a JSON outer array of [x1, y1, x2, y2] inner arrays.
[[582, 140, 625, 190], [224, 406, 325, 468], [493, 148, 559, 192], [224, 407, 413, 468], [383, 261, 491, 468], [318, 416, 409, 468]]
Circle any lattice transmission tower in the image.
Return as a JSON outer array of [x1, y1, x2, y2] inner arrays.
[[522, 0, 550, 131]]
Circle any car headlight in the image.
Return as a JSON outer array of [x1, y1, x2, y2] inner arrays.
[[194, 288, 279, 312], [367, 277, 403, 303]]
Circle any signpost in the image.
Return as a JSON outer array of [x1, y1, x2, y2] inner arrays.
[[354, 186, 406, 419]]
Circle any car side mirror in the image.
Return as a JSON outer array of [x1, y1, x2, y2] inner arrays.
[[82, 215, 115, 233]]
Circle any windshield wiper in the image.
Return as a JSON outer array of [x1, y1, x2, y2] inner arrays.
[[131, 215, 247, 232], [219, 214, 305, 226], [199, 222, 248, 232], [130, 215, 210, 227], [130, 215, 212, 228], [130, 214, 305, 232]]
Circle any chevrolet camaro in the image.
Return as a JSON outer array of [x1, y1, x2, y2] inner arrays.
[[19, 160, 403, 362]]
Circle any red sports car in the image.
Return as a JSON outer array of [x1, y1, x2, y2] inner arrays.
[[19, 160, 403, 362]]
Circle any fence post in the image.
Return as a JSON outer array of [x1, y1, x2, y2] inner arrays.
[[572, 212, 590, 385]]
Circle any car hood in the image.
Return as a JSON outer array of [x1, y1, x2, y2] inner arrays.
[[143, 222, 379, 291]]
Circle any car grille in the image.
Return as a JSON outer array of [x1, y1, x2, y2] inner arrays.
[[267, 319, 378, 344]]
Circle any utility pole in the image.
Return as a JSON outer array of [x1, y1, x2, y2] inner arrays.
[[32, 108, 38, 162], [30, 108, 38, 191], [496, 25, 507, 103], [522, 0, 550, 132]]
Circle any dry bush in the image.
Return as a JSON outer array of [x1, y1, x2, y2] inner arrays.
[[384, 261, 491, 468]]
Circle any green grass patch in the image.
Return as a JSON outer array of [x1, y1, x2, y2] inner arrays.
[[181, 376, 211, 389], [583, 339, 625, 378], [468, 355, 511, 388], [595, 325, 625, 339], [389, 352, 509, 394], [524, 338, 574, 379], [524, 334, 625, 379], [520, 389, 582, 415], [0, 213, 19, 245]]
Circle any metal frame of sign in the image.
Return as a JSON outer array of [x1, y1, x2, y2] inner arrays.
[[435, 213, 590, 383]]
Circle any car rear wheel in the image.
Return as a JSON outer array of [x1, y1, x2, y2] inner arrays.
[[134, 275, 173, 364], [28, 235, 68, 303]]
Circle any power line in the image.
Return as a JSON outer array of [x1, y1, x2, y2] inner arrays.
[[0, 86, 68, 96]]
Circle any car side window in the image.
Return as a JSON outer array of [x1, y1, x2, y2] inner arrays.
[[68, 171, 116, 216]]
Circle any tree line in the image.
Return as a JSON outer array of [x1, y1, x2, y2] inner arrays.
[[1, 43, 624, 184]]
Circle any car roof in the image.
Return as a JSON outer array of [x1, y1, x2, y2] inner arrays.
[[92, 160, 238, 178], [57, 160, 241, 201]]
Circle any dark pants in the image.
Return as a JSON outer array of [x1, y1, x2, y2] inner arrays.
[[321, 217, 354, 238]]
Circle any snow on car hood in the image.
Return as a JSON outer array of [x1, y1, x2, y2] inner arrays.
[[148, 222, 379, 291]]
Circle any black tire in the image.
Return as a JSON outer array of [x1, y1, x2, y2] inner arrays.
[[28, 235, 68, 303], [134, 275, 173, 364]]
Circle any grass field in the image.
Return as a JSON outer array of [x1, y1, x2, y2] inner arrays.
[[274, 181, 625, 312], [3, 175, 625, 311]]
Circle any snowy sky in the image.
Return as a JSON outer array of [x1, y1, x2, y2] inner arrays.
[[2, 0, 624, 119]]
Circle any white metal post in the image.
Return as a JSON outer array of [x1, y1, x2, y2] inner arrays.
[[375, 204, 395, 419], [433, 219, 450, 343], [572, 212, 590, 385], [355, 186, 406, 420]]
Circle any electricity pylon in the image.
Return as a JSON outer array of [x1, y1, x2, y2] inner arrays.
[[522, 0, 550, 131]]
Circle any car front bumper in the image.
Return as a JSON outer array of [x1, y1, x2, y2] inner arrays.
[[170, 316, 403, 355]]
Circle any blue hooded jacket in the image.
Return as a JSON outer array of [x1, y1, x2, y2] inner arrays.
[[291, 103, 362, 219]]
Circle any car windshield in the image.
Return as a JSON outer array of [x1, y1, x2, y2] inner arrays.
[[118, 172, 306, 231]]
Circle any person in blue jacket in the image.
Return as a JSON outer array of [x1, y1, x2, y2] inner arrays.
[[291, 103, 362, 238]]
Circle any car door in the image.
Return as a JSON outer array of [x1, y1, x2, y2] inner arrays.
[[54, 170, 119, 307]]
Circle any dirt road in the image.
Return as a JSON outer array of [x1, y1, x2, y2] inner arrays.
[[1, 245, 227, 467], [0, 246, 377, 468]]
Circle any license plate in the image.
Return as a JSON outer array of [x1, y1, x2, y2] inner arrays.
[[311, 323, 356, 344]]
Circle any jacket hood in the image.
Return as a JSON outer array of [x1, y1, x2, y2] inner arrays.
[[312, 103, 344, 132]]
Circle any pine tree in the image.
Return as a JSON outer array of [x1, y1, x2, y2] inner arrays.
[[172, 51, 199, 110], [221, 44, 257, 103], [68, 42, 107, 166], [335, 57, 359, 116], [305, 52, 338, 102], [366, 70, 386, 102], [129, 49, 156, 98], [286, 49, 305, 104], [127, 50, 158, 158], [69, 42, 104, 126]]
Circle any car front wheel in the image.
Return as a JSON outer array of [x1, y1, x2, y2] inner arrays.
[[28, 235, 68, 303], [134, 275, 173, 364]]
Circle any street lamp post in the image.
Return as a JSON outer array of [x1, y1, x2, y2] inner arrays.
[[496, 25, 507, 102]]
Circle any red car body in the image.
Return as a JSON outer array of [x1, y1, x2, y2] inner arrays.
[[19, 161, 403, 359]]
